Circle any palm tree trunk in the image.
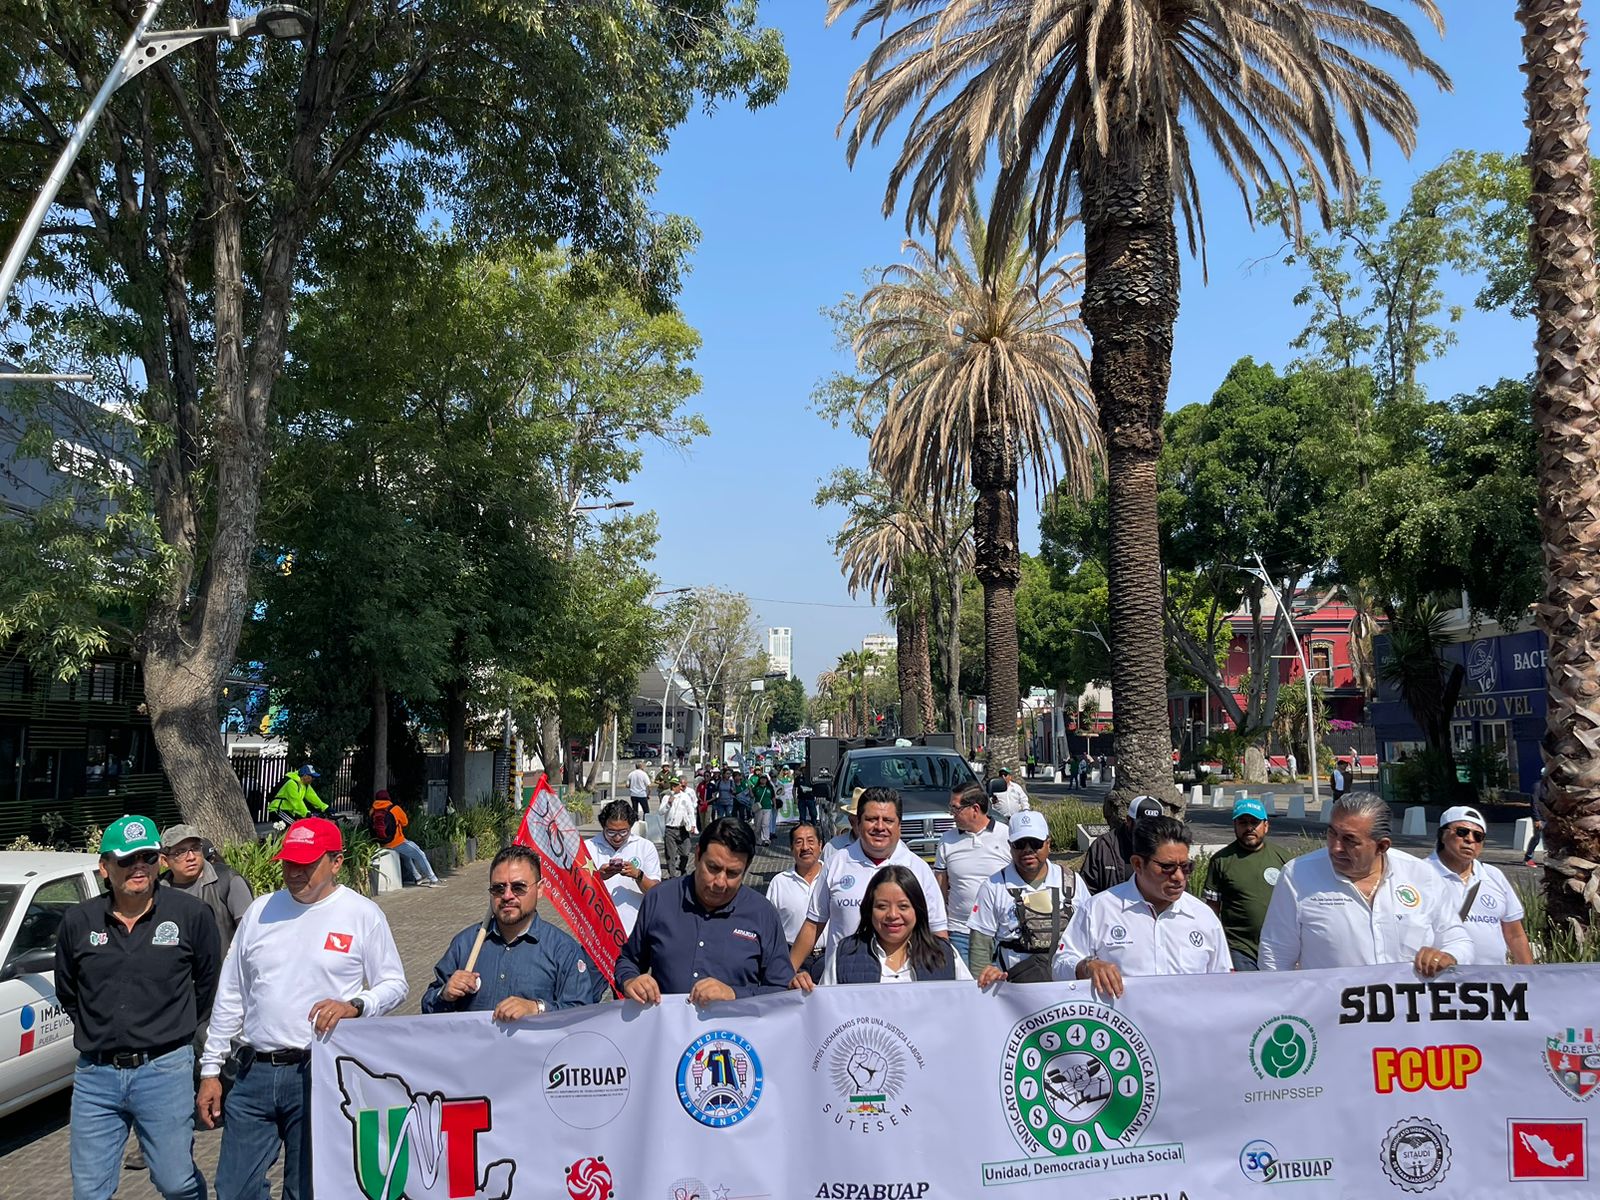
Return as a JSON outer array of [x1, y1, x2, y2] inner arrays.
[[1518, 0, 1600, 930], [946, 566, 964, 749], [895, 607, 922, 736], [973, 417, 1021, 771], [912, 604, 936, 734], [1081, 135, 1180, 809]]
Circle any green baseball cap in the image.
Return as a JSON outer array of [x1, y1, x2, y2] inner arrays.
[[100, 815, 162, 859]]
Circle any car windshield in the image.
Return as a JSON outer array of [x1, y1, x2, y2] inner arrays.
[[0, 884, 20, 936], [842, 754, 973, 794]]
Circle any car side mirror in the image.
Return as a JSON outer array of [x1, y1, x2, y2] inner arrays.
[[987, 778, 1007, 796], [2, 946, 57, 981]]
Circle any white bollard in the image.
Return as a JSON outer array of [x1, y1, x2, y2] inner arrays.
[[1512, 817, 1533, 853], [1287, 795, 1307, 820], [1261, 791, 1277, 815], [1319, 797, 1334, 824], [1208, 786, 1223, 810], [1190, 784, 1203, 808], [370, 849, 403, 894], [1402, 806, 1427, 837]]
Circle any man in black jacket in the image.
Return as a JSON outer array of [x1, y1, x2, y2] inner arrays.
[[56, 814, 221, 1200], [1079, 795, 1166, 894]]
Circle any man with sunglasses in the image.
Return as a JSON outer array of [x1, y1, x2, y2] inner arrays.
[[1202, 797, 1292, 971], [971, 811, 1077, 985], [1052, 815, 1229, 996], [55, 815, 221, 1200], [423, 844, 603, 1017], [934, 783, 1011, 965], [1426, 805, 1533, 965], [198, 817, 406, 1200]]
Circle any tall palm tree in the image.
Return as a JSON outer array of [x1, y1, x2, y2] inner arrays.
[[1518, 0, 1600, 929], [828, 0, 1448, 800], [853, 190, 1098, 773]]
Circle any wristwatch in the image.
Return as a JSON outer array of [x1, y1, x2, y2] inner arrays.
[[348, 996, 366, 1016]]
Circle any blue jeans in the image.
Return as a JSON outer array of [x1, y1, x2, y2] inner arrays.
[[798, 796, 818, 825], [216, 1058, 311, 1200], [70, 1045, 206, 1200], [948, 930, 972, 968], [393, 838, 438, 883], [1230, 948, 1260, 972]]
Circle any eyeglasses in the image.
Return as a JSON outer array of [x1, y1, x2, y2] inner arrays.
[[1013, 839, 1045, 853], [488, 881, 534, 897], [948, 801, 980, 813], [166, 845, 205, 857], [1149, 859, 1195, 877], [113, 851, 161, 867], [1450, 827, 1485, 843]]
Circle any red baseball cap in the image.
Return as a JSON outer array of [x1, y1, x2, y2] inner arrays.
[[275, 817, 343, 864]]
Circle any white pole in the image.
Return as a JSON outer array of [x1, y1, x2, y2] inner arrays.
[[661, 608, 699, 765], [608, 711, 619, 803], [0, 1, 169, 313], [1253, 553, 1319, 813]]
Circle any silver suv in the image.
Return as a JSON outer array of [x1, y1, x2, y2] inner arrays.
[[834, 746, 981, 860]]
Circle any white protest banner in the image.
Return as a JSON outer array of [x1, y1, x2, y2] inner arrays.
[[314, 964, 1599, 1200]]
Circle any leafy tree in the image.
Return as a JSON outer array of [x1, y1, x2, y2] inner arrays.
[[827, 0, 1447, 806], [675, 589, 765, 756], [766, 676, 807, 735], [0, 0, 784, 839]]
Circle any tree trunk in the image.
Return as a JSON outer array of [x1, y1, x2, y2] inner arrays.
[[370, 676, 388, 801], [446, 678, 469, 809], [973, 417, 1021, 773], [1081, 132, 1180, 808], [142, 649, 256, 843], [911, 604, 936, 734], [1520, 0, 1600, 931], [895, 607, 922, 736], [946, 569, 965, 750]]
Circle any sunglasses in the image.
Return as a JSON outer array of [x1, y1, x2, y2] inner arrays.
[[1148, 859, 1195, 877], [488, 881, 534, 897], [1450, 827, 1485, 843], [113, 851, 161, 867], [1013, 839, 1046, 852]]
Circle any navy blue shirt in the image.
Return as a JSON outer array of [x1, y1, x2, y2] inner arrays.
[[614, 875, 795, 997], [421, 914, 603, 1013]]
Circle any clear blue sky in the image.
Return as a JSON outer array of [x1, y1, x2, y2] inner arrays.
[[616, 4, 1539, 688]]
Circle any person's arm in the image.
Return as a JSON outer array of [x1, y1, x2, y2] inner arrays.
[[1255, 870, 1299, 971], [306, 784, 328, 812], [742, 905, 796, 997], [934, 870, 950, 903], [789, 919, 824, 970], [1501, 920, 1535, 966], [969, 932, 996, 972], [817, 943, 839, 986], [1425, 888, 1472, 972], [967, 879, 1001, 972], [550, 944, 603, 1010], [420, 932, 469, 1014], [611, 908, 649, 988], [200, 917, 248, 1077], [635, 841, 662, 893], [227, 873, 255, 919], [918, 861, 950, 935], [357, 911, 409, 1016], [190, 905, 223, 1022], [52, 909, 81, 1022]]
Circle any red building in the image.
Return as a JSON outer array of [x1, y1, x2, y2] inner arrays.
[[1169, 593, 1366, 753]]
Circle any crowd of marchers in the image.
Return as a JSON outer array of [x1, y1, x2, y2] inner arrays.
[[52, 764, 1530, 1200]]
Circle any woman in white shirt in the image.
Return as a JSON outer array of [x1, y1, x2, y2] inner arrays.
[[817, 865, 973, 985]]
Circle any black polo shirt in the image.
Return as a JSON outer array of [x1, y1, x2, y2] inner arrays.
[[55, 886, 222, 1054]]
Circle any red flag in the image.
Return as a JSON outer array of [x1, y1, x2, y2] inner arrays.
[[513, 774, 628, 989]]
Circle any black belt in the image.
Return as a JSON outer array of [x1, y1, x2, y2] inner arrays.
[[86, 1038, 188, 1068], [252, 1047, 311, 1065]]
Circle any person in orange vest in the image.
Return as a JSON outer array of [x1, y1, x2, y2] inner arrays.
[[368, 791, 443, 888]]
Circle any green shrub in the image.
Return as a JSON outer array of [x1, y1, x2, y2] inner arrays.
[[1392, 747, 1462, 805], [565, 798, 593, 825], [1036, 799, 1103, 852], [339, 829, 380, 895], [223, 837, 284, 896], [1514, 876, 1600, 963]]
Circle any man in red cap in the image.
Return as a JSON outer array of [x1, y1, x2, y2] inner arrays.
[[196, 818, 406, 1200]]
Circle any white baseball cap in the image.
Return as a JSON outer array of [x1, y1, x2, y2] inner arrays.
[[1008, 811, 1051, 843], [1440, 805, 1486, 831]]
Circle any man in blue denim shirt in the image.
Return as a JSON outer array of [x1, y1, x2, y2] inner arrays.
[[422, 845, 603, 1019], [615, 818, 797, 1005]]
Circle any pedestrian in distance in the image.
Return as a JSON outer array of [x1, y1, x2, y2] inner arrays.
[[934, 782, 1011, 966], [713, 768, 736, 821], [971, 810, 1077, 986], [1330, 759, 1349, 803], [585, 799, 661, 937], [809, 865, 972, 985], [627, 760, 652, 820], [1427, 805, 1534, 965], [267, 764, 328, 824], [422, 845, 604, 1018], [1525, 768, 1548, 867], [661, 774, 700, 878], [1079, 794, 1166, 894], [766, 821, 826, 973], [368, 789, 443, 888], [1257, 792, 1471, 975], [1054, 815, 1229, 996], [788, 787, 950, 969], [992, 766, 1031, 822], [1202, 797, 1292, 971], [615, 817, 800, 1004], [751, 767, 777, 846], [56, 815, 221, 1200], [776, 763, 797, 823], [198, 817, 407, 1200]]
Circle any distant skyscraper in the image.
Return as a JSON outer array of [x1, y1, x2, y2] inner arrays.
[[767, 627, 793, 680]]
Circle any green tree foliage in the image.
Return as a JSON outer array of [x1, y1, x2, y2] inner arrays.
[[766, 676, 807, 735]]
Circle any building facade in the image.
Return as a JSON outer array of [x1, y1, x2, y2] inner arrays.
[[766, 627, 793, 681]]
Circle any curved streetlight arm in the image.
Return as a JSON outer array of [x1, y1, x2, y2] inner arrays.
[[1235, 554, 1320, 810]]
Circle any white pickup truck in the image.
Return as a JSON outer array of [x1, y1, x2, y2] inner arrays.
[[0, 851, 102, 1118]]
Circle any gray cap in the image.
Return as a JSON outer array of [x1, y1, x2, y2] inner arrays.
[[160, 823, 208, 850]]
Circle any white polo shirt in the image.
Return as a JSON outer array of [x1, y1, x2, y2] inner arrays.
[[1257, 848, 1472, 971], [765, 866, 823, 945], [584, 833, 661, 936], [822, 832, 854, 863], [934, 818, 1011, 933], [1053, 877, 1230, 979], [993, 783, 1031, 822], [1424, 852, 1525, 965], [970, 862, 1074, 970], [806, 840, 949, 955]]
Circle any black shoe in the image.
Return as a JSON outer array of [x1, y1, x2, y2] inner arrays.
[[124, 1143, 147, 1170]]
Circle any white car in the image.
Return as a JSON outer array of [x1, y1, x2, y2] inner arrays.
[[0, 851, 103, 1118]]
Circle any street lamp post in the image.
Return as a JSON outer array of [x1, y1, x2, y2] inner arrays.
[[1232, 555, 1321, 812], [0, 2, 315, 323]]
